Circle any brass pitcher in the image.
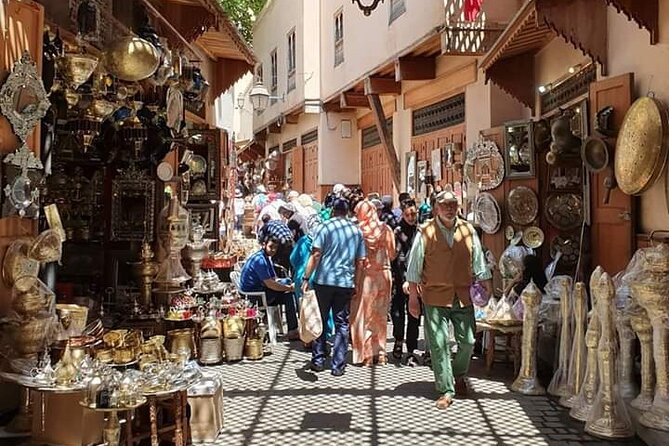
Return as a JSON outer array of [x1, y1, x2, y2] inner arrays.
[[168, 328, 196, 360], [548, 276, 573, 397], [629, 306, 655, 410], [511, 281, 545, 395], [631, 243, 669, 431], [560, 282, 587, 407], [570, 267, 603, 422], [585, 271, 634, 439]]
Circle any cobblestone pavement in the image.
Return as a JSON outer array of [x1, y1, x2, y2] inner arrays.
[[202, 335, 647, 446]]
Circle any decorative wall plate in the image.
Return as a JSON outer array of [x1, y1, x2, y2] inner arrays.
[[550, 234, 580, 267], [507, 186, 538, 225], [474, 192, 501, 234], [545, 193, 583, 230], [615, 96, 669, 195], [523, 226, 545, 249], [157, 162, 174, 182], [464, 140, 505, 191]]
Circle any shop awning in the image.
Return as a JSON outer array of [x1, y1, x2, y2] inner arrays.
[[236, 139, 264, 163], [606, 0, 658, 44], [480, 0, 608, 110], [152, 0, 255, 98]]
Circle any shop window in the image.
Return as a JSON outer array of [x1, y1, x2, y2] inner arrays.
[[270, 49, 278, 104], [334, 10, 344, 67], [287, 29, 296, 92], [389, 0, 406, 24], [301, 129, 318, 145], [362, 119, 393, 149], [282, 138, 297, 152], [412, 94, 465, 136]]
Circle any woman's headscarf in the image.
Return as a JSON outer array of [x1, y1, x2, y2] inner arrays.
[[355, 199, 384, 244]]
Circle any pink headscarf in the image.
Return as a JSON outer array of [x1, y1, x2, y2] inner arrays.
[[355, 200, 384, 245]]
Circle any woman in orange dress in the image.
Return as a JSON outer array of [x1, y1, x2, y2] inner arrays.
[[351, 200, 396, 366]]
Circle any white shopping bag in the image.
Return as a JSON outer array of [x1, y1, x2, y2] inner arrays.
[[299, 290, 323, 343]]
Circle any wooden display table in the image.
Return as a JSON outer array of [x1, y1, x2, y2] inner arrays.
[[125, 388, 189, 446]]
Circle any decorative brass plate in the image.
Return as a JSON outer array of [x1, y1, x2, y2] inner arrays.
[[523, 226, 545, 249], [545, 193, 583, 230], [507, 186, 538, 225], [615, 96, 669, 195], [550, 234, 580, 267]]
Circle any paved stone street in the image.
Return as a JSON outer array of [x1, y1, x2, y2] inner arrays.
[[202, 334, 647, 446]]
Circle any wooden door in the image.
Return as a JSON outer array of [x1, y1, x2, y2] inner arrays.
[[588, 73, 635, 275], [361, 145, 392, 196], [292, 146, 305, 192], [304, 142, 318, 196], [410, 124, 465, 191]]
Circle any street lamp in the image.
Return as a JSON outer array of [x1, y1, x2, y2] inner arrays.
[[236, 94, 245, 109], [248, 82, 284, 112], [352, 0, 384, 16]]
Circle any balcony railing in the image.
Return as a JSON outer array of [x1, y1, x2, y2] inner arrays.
[[441, 21, 506, 55]]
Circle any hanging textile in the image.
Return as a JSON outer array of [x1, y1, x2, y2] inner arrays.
[[465, 0, 484, 21]]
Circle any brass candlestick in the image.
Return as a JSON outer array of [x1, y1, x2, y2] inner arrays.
[[548, 276, 573, 397], [570, 267, 603, 421], [130, 242, 159, 309], [585, 271, 634, 439], [631, 243, 669, 431], [511, 281, 545, 395], [616, 304, 638, 399], [629, 306, 655, 410], [560, 282, 587, 407]]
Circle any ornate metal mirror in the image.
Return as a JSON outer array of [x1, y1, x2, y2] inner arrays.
[[110, 166, 155, 241], [0, 52, 51, 142]]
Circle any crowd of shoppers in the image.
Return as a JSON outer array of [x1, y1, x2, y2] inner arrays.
[[237, 183, 492, 409]]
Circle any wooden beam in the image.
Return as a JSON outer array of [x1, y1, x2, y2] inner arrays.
[[367, 93, 401, 192], [364, 77, 402, 95], [340, 92, 371, 109], [285, 113, 300, 125], [395, 57, 436, 81]]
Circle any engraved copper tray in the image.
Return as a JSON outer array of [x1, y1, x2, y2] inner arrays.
[[464, 140, 505, 191], [507, 186, 538, 225], [545, 193, 583, 230], [615, 96, 669, 195]]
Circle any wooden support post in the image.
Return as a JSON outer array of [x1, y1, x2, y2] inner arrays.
[[367, 93, 401, 192]]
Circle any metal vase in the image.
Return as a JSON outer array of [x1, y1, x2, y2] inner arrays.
[[199, 338, 222, 365], [548, 276, 573, 397], [631, 243, 669, 431], [585, 271, 634, 439], [511, 281, 545, 395], [560, 282, 587, 407], [616, 307, 638, 399], [629, 308, 655, 411], [570, 267, 603, 421]]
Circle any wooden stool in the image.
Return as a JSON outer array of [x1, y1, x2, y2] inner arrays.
[[476, 321, 522, 375], [125, 390, 189, 446]]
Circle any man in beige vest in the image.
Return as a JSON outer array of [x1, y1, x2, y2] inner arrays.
[[406, 191, 492, 409]]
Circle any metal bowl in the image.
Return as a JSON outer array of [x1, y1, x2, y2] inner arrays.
[[57, 53, 99, 89], [582, 136, 610, 173], [105, 37, 160, 82]]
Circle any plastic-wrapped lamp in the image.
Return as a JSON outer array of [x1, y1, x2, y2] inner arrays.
[[548, 276, 573, 396], [559, 282, 587, 407], [511, 281, 545, 395]]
